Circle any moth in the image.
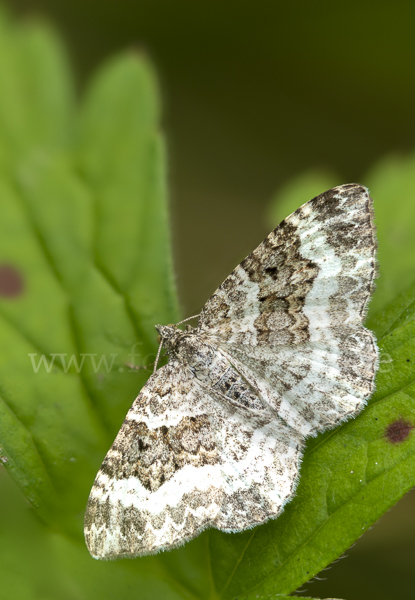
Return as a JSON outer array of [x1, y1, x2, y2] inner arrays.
[[84, 183, 378, 559]]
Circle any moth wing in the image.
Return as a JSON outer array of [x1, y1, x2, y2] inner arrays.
[[198, 184, 378, 435], [84, 363, 302, 559]]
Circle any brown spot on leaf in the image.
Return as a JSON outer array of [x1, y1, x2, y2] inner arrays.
[[385, 419, 414, 444], [0, 264, 24, 297]]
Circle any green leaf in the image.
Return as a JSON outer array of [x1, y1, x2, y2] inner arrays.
[[0, 6, 178, 542], [77, 52, 178, 343], [0, 12, 73, 166], [0, 9, 213, 600]]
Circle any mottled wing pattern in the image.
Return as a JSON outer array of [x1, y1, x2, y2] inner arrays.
[[85, 183, 379, 560], [198, 184, 378, 435], [84, 362, 302, 559]]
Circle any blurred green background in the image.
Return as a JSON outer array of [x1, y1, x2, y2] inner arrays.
[[2, 0, 415, 598]]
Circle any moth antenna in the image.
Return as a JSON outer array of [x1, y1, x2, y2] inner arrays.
[[175, 314, 200, 326], [153, 339, 164, 374]]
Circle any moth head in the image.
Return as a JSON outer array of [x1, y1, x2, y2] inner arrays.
[[155, 324, 177, 345]]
